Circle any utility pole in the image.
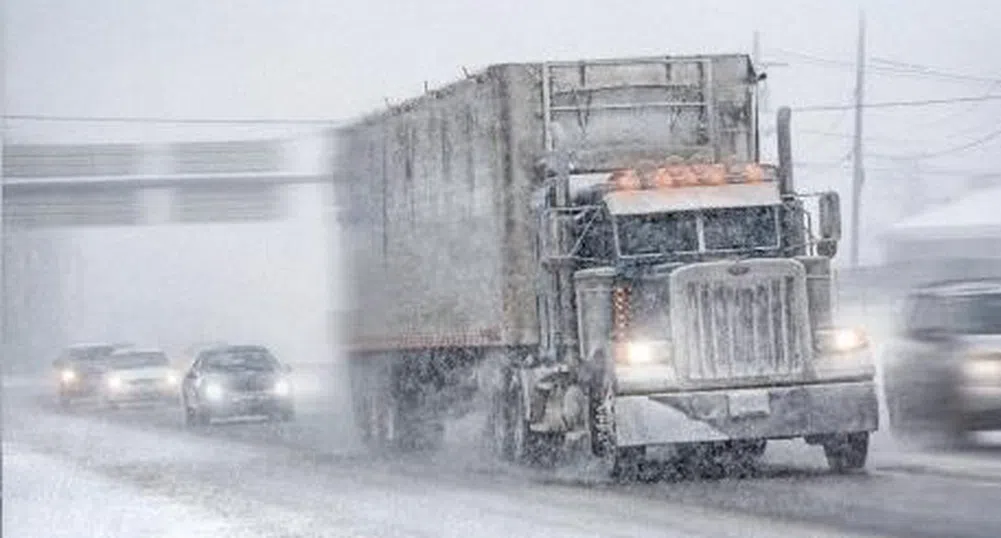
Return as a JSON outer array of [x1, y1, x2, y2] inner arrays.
[[850, 12, 867, 268], [752, 31, 788, 160]]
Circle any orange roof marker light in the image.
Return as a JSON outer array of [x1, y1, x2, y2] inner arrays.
[[610, 169, 642, 191], [605, 161, 777, 191]]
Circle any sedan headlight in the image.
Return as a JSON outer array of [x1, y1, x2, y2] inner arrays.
[[962, 351, 1001, 383], [273, 379, 291, 397], [106, 375, 123, 391], [60, 369, 77, 384], [815, 327, 869, 354], [204, 382, 225, 401]]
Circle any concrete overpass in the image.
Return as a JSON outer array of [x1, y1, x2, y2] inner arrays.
[[2, 137, 331, 228], [1, 135, 337, 372]]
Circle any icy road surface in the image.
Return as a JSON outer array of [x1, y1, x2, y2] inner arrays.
[[5, 373, 1001, 538], [5, 300, 1001, 538], [3, 382, 883, 538]]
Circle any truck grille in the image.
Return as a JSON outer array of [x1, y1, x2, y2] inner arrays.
[[670, 260, 811, 382]]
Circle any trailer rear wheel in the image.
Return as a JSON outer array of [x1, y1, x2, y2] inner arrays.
[[823, 432, 869, 473]]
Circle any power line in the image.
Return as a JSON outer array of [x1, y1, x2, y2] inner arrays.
[[793, 94, 1001, 112], [768, 48, 1001, 84], [3, 114, 340, 126], [872, 125, 1001, 160]]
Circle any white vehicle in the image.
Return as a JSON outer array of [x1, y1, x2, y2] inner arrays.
[[100, 348, 181, 408]]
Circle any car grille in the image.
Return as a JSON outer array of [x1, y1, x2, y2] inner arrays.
[[229, 373, 275, 392], [671, 259, 812, 382]]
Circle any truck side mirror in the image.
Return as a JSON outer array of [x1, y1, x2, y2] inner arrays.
[[818, 191, 842, 241]]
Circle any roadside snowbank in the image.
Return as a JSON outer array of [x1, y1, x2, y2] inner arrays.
[[2, 443, 248, 538]]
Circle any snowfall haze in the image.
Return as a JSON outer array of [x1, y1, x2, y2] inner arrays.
[[7, 1, 1001, 537]]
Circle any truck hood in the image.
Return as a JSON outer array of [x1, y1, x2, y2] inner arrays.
[[604, 182, 780, 215]]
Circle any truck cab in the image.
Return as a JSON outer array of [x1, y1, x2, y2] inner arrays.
[[525, 116, 879, 476]]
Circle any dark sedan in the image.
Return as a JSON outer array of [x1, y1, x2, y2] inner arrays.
[[53, 343, 124, 408], [181, 345, 295, 426]]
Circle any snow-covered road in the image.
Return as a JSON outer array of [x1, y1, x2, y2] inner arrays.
[[4, 383, 887, 538], [6, 300, 1001, 537]]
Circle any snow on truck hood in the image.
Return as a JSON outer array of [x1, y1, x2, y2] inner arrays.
[[604, 182, 781, 215]]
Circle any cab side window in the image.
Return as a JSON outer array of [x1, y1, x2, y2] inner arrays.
[[575, 208, 614, 266]]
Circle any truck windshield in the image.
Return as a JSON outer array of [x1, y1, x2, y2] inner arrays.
[[616, 213, 698, 255], [703, 206, 779, 250], [615, 205, 780, 257]]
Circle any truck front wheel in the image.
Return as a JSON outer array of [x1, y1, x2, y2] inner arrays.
[[510, 374, 560, 466]]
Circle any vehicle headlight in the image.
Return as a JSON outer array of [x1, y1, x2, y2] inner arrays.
[[204, 382, 224, 401], [962, 351, 1001, 382], [616, 340, 670, 366], [107, 375, 123, 391], [816, 327, 869, 354], [626, 342, 655, 365], [60, 369, 77, 384], [273, 379, 291, 397], [165, 372, 179, 386]]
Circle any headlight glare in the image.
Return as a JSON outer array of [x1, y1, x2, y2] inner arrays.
[[626, 342, 655, 365], [816, 327, 869, 353], [963, 352, 1001, 381], [204, 382, 224, 401], [273, 379, 291, 397], [107, 375, 123, 391], [165, 372, 179, 386], [60, 369, 77, 383]]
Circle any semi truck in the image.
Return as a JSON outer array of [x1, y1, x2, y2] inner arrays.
[[332, 53, 879, 476]]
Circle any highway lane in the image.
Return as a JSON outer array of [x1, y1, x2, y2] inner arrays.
[[7, 376, 1001, 538], [6, 380, 882, 538]]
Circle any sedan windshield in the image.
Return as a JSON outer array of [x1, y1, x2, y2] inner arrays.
[[954, 294, 1001, 334], [204, 348, 278, 371], [109, 352, 169, 369]]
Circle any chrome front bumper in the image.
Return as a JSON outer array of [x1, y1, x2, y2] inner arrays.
[[614, 381, 879, 447]]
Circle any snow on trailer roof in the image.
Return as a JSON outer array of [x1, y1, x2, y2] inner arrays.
[[885, 185, 1001, 240]]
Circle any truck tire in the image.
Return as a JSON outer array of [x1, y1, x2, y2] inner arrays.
[[510, 372, 560, 467], [823, 432, 869, 473], [486, 367, 514, 461], [588, 356, 646, 480]]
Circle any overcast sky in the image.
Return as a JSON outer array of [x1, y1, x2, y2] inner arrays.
[[6, 0, 1001, 267], [4, 0, 1001, 357]]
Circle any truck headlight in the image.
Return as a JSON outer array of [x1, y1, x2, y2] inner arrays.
[[273, 379, 291, 397], [616, 340, 670, 366], [627, 342, 654, 365], [815, 327, 869, 354], [204, 382, 224, 401], [61, 369, 77, 384]]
